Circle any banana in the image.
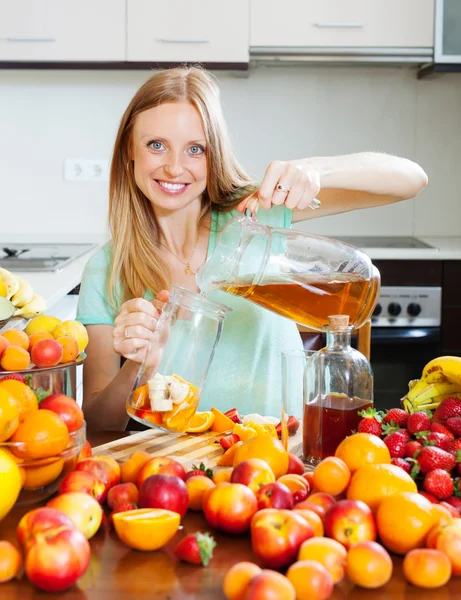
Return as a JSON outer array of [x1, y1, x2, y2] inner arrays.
[[422, 356, 461, 386], [432, 392, 461, 404], [10, 275, 34, 308], [0, 268, 19, 300], [14, 293, 47, 319]]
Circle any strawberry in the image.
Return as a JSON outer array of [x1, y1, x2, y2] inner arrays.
[[433, 397, 461, 424], [423, 469, 454, 500], [357, 408, 383, 437], [383, 431, 407, 458], [275, 416, 300, 438], [0, 373, 27, 384], [418, 491, 439, 504], [391, 457, 411, 474], [219, 434, 240, 451], [404, 440, 422, 459], [416, 446, 456, 473], [430, 422, 455, 439], [185, 462, 214, 480], [447, 439, 461, 456], [224, 408, 242, 424], [383, 408, 409, 428], [407, 411, 431, 435], [425, 432, 452, 452], [174, 532, 216, 566], [445, 417, 461, 438]]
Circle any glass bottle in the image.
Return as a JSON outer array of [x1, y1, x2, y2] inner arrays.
[[303, 314, 374, 465]]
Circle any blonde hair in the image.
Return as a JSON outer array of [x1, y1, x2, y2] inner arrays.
[[107, 66, 255, 310]]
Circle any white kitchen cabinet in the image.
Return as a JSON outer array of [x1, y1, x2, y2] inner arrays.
[[251, 0, 434, 56], [127, 0, 249, 64], [435, 0, 461, 62], [0, 0, 125, 62]]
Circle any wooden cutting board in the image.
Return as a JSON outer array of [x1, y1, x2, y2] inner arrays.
[[92, 428, 303, 471]]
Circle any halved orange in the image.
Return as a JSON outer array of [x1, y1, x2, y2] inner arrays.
[[186, 411, 215, 433], [112, 508, 181, 552]]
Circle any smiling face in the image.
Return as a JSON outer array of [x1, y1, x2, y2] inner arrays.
[[131, 102, 208, 214]]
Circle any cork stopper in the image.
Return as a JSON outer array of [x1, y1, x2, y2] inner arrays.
[[327, 314, 350, 331]]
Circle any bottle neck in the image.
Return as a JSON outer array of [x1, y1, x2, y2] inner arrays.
[[326, 328, 352, 350]]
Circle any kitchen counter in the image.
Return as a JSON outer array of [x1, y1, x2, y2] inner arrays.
[[355, 236, 461, 261]]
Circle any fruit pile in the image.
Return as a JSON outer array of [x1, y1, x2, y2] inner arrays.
[[0, 315, 88, 371], [0, 267, 47, 318]]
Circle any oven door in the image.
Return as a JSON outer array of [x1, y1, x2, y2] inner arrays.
[[370, 327, 441, 412]]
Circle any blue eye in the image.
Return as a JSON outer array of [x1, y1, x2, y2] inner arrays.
[[148, 140, 165, 151], [189, 145, 205, 156]]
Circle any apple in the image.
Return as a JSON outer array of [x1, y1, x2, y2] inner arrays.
[[78, 440, 92, 461], [203, 482, 258, 534], [107, 482, 139, 510], [75, 456, 120, 501], [16, 507, 75, 551], [230, 458, 275, 494], [324, 499, 377, 549], [138, 474, 189, 518], [39, 394, 84, 433], [47, 492, 103, 539], [25, 526, 90, 593], [137, 456, 186, 488], [287, 453, 305, 475], [256, 482, 294, 511], [251, 508, 314, 569], [58, 471, 106, 504], [427, 518, 461, 575]]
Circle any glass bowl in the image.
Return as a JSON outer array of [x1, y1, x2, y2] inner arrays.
[[1, 421, 86, 505]]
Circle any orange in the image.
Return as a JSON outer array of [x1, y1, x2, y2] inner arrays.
[[2, 329, 29, 351], [212, 468, 233, 485], [210, 407, 235, 433], [28, 332, 54, 348], [10, 409, 69, 460], [223, 561, 262, 600], [120, 450, 151, 484], [286, 560, 334, 600], [186, 475, 216, 511], [334, 433, 391, 473], [346, 463, 417, 512], [298, 537, 347, 584], [234, 436, 289, 479], [0, 346, 30, 371], [218, 441, 243, 466], [403, 549, 452, 588], [112, 508, 180, 551], [131, 384, 149, 409], [0, 386, 20, 441], [313, 457, 351, 496], [376, 492, 436, 555], [0, 540, 23, 583], [56, 335, 79, 363], [0, 379, 38, 420], [186, 410, 215, 433], [23, 457, 64, 489], [345, 540, 393, 589]]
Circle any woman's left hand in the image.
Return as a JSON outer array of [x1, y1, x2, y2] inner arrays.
[[238, 160, 322, 213]]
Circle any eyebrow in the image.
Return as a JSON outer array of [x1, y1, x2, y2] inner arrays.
[[141, 135, 207, 145]]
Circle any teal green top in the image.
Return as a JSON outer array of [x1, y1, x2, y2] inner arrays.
[[76, 207, 304, 419]]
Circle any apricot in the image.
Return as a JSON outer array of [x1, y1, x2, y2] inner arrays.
[[313, 457, 351, 496], [403, 548, 452, 588], [346, 541, 393, 589], [0, 345, 30, 371], [186, 475, 215, 511], [292, 509, 324, 537], [277, 474, 310, 495], [212, 468, 233, 485], [298, 537, 347, 584], [0, 540, 23, 582], [244, 569, 295, 600], [0, 335, 10, 358], [120, 451, 151, 484], [56, 335, 79, 363], [286, 560, 333, 600], [305, 492, 336, 514], [2, 329, 29, 351], [223, 561, 262, 600], [29, 332, 54, 349]]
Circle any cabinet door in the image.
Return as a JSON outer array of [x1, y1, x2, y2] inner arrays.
[[435, 0, 461, 62], [127, 0, 249, 63], [251, 0, 434, 49], [0, 0, 125, 62]]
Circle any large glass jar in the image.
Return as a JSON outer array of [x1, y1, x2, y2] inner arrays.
[[126, 287, 230, 433]]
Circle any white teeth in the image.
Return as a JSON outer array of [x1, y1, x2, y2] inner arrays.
[[158, 181, 186, 190]]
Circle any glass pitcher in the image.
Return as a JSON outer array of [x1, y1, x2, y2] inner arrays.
[[196, 209, 380, 332], [126, 286, 231, 433]]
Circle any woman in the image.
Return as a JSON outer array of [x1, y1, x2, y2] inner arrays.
[[77, 66, 427, 431]]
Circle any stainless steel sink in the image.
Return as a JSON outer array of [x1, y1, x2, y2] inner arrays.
[[0, 243, 97, 272]]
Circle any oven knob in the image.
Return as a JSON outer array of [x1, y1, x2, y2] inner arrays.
[[373, 303, 382, 316], [388, 302, 401, 317], [407, 303, 422, 317]]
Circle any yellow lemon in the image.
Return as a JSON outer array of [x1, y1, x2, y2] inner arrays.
[[25, 315, 62, 336], [52, 320, 89, 353], [0, 449, 22, 520]]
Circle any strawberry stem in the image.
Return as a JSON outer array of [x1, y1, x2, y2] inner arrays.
[[196, 532, 216, 567]]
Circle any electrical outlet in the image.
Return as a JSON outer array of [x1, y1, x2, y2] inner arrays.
[[64, 159, 109, 182]]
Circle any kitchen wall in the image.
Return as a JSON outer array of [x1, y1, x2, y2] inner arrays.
[[1, 64, 461, 237]]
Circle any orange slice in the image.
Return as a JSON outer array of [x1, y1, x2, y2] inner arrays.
[[210, 407, 235, 433], [112, 508, 181, 551], [217, 441, 243, 466], [186, 411, 215, 433]]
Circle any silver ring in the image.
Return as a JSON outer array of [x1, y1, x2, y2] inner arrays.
[[276, 183, 290, 194], [308, 197, 321, 210], [124, 326, 130, 339]]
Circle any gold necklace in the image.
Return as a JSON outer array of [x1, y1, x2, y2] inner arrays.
[[161, 235, 200, 276]]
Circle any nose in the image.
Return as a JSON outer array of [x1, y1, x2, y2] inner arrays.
[[163, 151, 185, 178]]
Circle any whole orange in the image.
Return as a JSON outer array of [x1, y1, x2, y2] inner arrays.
[[0, 379, 38, 420], [402, 549, 452, 588], [346, 541, 393, 589], [313, 457, 351, 496], [376, 492, 436, 555], [0, 346, 30, 371], [2, 329, 29, 351], [10, 409, 69, 459], [335, 433, 391, 473], [0, 387, 20, 441], [233, 436, 289, 479]]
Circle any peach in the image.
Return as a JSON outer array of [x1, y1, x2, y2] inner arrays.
[[286, 560, 334, 600], [292, 509, 324, 537], [298, 537, 347, 584], [120, 450, 151, 484], [58, 470, 106, 504], [107, 482, 139, 510], [403, 548, 452, 588], [75, 456, 120, 502], [0, 336, 10, 359], [346, 540, 393, 588], [47, 492, 103, 539], [293, 500, 326, 522], [427, 518, 461, 575], [186, 475, 215, 511], [222, 561, 262, 600], [16, 507, 75, 550], [244, 569, 295, 600], [231, 458, 275, 494], [203, 482, 258, 535], [0, 540, 22, 583], [305, 492, 336, 514], [31, 338, 63, 368], [137, 456, 186, 488], [39, 394, 84, 433], [287, 453, 305, 476], [323, 499, 377, 549]]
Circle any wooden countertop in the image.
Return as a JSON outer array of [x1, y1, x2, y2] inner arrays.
[[1, 430, 460, 599]]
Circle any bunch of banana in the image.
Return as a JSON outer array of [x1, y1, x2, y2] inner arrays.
[[401, 355, 461, 413], [0, 268, 47, 318]]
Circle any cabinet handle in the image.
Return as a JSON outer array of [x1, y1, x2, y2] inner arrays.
[[313, 23, 364, 29], [6, 36, 57, 42], [157, 37, 209, 44]]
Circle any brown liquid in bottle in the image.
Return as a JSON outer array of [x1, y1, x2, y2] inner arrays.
[[221, 274, 374, 330], [303, 394, 373, 463]]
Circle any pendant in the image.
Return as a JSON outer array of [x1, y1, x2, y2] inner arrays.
[[184, 263, 196, 276]]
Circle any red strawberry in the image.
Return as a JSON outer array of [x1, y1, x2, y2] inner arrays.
[[433, 397, 461, 424], [357, 408, 383, 437], [174, 532, 216, 566], [430, 422, 455, 439], [383, 431, 407, 458], [219, 434, 240, 451], [447, 439, 461, 456], [423, 469, 454, 500], [407, 411, 431, 435], [416, 446, 456, 473], [383, 408, 409, 428], [275, 416, 300, 438], [0, 373, 27, 384], [404, 440, 422, 459], [444, 495, 461, 513], [391, 457, 411, 474], [426, 432, 452, 452], [445, 417, 461, 438], [224, 408, 242, 424], [185, 462, 214, 480], [418, 491, 439, 504], [439, 501, 460, 518]]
